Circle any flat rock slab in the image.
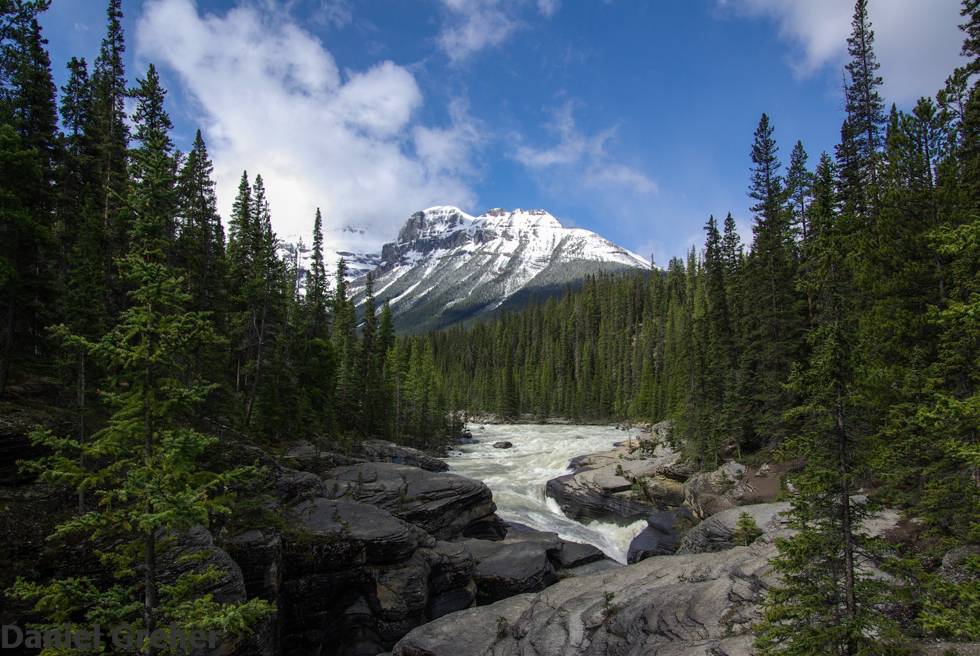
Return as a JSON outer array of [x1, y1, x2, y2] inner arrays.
[[363, 439, 449, 473], [392, 500, 906, 656], [393, 537, 779, 656], [290, 498, 421, 569], [325, 462, 497, 541], [393, 594, 534, 656], [546, 466, 656, 523]]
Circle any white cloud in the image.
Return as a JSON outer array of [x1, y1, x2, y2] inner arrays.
[[135, 0, 479, 253], [515, 102, 658, 195], [314, 0, 352, 27], [717, 0, 965, 103], [436, 0, 559, 62]]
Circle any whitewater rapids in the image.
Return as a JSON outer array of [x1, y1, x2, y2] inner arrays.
[[446, 424, 648, 564]]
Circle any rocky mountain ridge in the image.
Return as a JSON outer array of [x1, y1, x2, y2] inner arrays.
[[348, 206, 651, 332]]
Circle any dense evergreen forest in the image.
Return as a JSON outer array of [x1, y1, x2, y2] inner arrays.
[[2, 0, 980, 651], [0, 0, 459, 453]]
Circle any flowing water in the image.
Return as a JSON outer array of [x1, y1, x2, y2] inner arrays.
[[445, 423, 648, 563]]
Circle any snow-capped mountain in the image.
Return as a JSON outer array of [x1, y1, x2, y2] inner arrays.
[[348, 206, 650, 332]]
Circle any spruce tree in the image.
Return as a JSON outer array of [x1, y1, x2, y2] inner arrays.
[[175, 130, 224, 313], [0, 10, 58, 398], [739, 113, 801, 450], [755, 139, 904, 656], [91, 0, 130, 302], [12, 127, 271, 652], [844, 0, 886, 218]]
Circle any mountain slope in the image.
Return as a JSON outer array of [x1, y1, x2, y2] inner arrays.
[[349, 206, 650, 332]]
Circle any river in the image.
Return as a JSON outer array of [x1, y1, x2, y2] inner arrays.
[[445, 423, 648, 563]]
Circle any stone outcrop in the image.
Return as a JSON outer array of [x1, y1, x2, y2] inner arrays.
[[323, 461, 502, 541], [626, 507, 696, 564], [677, 502, 791, 555], [361, 439, 449, 473], [545, 469, 655, 523], [394, 538, 775, 656], [457, 525, 608, 604], [683, 460, 756, 520], [391, 502, 904, 656], [546, 428, 697, 524], [216, 448, 608, 655]]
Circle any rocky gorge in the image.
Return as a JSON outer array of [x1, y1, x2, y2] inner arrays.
[[4, 422, 964, 656]]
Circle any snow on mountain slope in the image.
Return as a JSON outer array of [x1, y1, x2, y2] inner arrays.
[[349, 206, 650, 332]]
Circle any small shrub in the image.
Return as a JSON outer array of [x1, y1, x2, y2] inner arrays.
[[601, 590, 619, 622], [732, 511, 762, 546], [495, 616, 509, 643]]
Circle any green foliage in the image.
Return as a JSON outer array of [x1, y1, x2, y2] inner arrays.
[[732, 512, 762, 547], [9, 126, 270, 646], [919, 553, 980, 639]]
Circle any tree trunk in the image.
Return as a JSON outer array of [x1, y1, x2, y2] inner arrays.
[[78, 350, 86, 514], [0, 303, 14, 399], [144, 313, 159, 655], [245, 292, 269, 427]]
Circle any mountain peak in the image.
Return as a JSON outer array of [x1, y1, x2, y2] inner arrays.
[[354, 206, 649, 333]]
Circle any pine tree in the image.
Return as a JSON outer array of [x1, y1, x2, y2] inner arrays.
[[739, 113, 801, 450], [307, 208, 328, 334], [12, 127, 271, 652], [786, 141, 814, 322], [332, 258, 357, 434], [844, 0, 886, 218], [359, 272, 381, 434], [0, 9, 58, 398], [755, 140, 904, 655], [130, 63, 177, 265], [175, 130, 224, 313]]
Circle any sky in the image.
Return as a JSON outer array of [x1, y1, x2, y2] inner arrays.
[[39, 0, 965, 267]]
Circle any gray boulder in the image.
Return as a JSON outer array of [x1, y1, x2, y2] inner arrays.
[[546, 466, 656, 523], [626, 508, 695, 563], [393, 538, 777, 656], [457, 525, 608, 605], [324, 461, 500, 541], [392, 502, 904, 656], [677, 502, 792, 555], [940, 545, 980, 584], [683, 460, 755, 520], [362, 439, 449, 473]]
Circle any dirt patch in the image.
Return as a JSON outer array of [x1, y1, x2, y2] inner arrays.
[[740, 461, 794, 504]]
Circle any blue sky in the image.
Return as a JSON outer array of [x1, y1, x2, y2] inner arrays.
[[40, 0, 964, 266]]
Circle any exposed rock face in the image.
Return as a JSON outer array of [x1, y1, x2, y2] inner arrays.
[[361, 439, 449, 473], [677, 502, 792, 555], [458, 525, 608, 605], [941, 545, 980, 584], [394, 538, 775, 656], [323, 461, 501, 541], [626, 508, 696, 564], [392, 502, 905, 656], [493, 441, 513, 449], [217, 454, 608, 655], [546, 470, 655, 523], [546, 436, 696, 523], [683, 460, 756, 520]]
